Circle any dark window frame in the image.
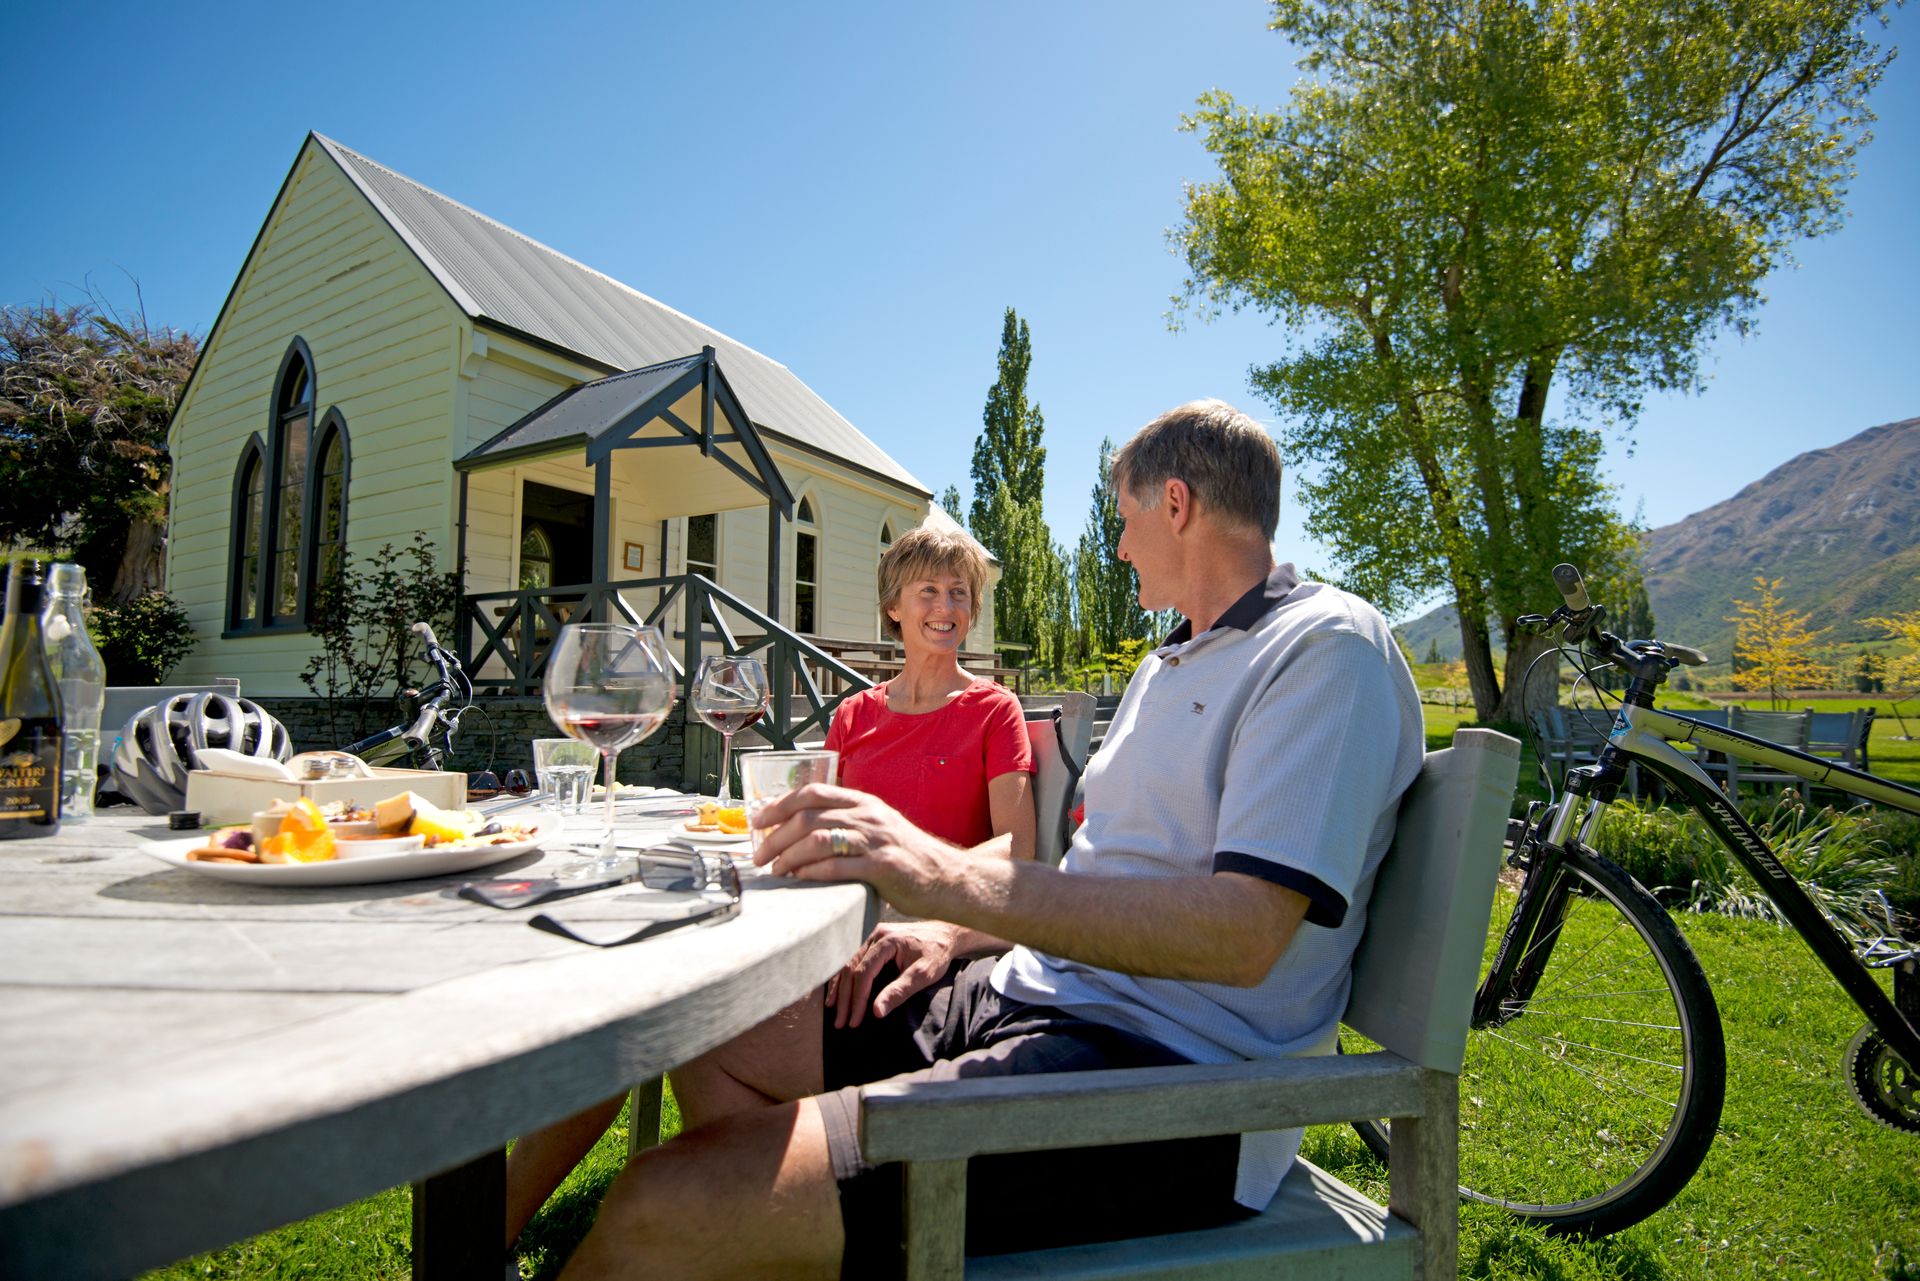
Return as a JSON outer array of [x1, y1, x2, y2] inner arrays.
[[685, 513, 719, 583], [306, 408, 350, 596], [794, 492, 819, 635], [227, 338, 319, 635], [226, 434, 268, 630]]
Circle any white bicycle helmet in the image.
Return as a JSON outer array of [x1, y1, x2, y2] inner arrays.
[[110, 692, 293, 815]]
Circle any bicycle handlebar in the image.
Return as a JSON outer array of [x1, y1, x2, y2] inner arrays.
[[1551, 563, 1591, 613]]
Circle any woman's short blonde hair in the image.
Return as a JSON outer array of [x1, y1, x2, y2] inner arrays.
[[877, 525, 991, 641]]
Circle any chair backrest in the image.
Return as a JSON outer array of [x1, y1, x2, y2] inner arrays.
[[1804, 708, 1869, 758], [1730, 706, 1811, 748], [1024, 708, 1086, 866], [1019, 692, 1095, 766], [1345, 727, 1520, 1073]]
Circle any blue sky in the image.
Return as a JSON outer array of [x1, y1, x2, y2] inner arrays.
[[3, 1, 1913, 620]]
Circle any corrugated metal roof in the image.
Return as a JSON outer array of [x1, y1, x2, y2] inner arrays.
[[462, 354, 705, 462], [313, 134, 929, 496]]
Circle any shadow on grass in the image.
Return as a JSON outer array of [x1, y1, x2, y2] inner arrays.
[[1465, 1220, 1669, 1281], [515, 1167, 619, 1281]]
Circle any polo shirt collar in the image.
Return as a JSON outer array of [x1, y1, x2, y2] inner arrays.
[[1161, 563, 1301, 646]]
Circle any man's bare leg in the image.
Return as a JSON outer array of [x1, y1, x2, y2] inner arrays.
[[559, 1097, 843, 1280], [670, 986, 826, 1129], [506, 986, 827, 1247]]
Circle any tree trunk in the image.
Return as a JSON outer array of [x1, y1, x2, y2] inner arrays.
[[1497, 628, 1561, 726], [1457, 600, 1502, 721], [111, 514, 167, 603]]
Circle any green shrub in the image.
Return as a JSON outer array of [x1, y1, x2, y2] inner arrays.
[[1593, 794, 1899, 938], [87, 590, 196, 684], [300, 534, 461, 746]]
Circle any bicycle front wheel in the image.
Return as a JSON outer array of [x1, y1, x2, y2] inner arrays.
[[1354, 842, 1724, 1235], [1458, 843, 1725, 1234]]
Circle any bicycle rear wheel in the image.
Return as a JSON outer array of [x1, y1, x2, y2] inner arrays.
[[1358, 842, 1725, 1237]]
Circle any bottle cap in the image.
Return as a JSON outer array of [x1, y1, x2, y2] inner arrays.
[[168, 810, 202, 830]]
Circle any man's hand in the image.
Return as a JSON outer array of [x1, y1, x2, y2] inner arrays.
[[827, 921, 968, 1028], [752, 783, 974, 917]]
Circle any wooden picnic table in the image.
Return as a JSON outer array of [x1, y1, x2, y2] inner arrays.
[[0, 803, 875, 1280]]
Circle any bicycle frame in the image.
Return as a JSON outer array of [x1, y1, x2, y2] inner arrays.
[[1558, 704, 1920, 1073]]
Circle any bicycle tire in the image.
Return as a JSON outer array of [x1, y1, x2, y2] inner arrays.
[[1356, 842, 1725, 1237]]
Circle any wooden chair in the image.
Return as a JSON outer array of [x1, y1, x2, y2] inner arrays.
[[1020, 694, 1094, 866], [856, 726, 1521, 1280], [1709, 707, 1811, 801], [1806, 708, 1874, 771]]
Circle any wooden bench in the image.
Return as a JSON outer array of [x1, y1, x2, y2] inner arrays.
[[858, 726, 1520, 1280]]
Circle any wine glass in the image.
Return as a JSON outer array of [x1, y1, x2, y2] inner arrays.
[[692, 655, 771, 806], [543, 623, 675, 847]]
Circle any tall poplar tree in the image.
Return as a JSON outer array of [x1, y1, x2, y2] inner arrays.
[[1177, 0, 1895, 721], [969, 308, 1047, 531], [966, 308, 1058, 658], [1077, 437, 1152, 653]]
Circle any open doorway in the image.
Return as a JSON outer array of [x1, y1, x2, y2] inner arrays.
[[520, 482, 594, 591]]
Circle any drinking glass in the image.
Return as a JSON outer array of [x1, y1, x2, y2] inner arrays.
[[738, 749, 838, 852], [691, 655, 771, 805], [543, 623, 676, 839], [532, 737, 598, 816]]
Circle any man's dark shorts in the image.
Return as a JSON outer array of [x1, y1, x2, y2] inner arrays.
[[817, 955, 1251, 1277]]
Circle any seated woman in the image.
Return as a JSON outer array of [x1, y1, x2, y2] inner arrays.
[[503, 522, 1034, 1253], [827, 523, 1035, 858]]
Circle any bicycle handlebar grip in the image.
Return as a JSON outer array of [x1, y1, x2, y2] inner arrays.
[[1665, 643, 1710, 667], [411, 621, 441, 650], [1551, 563, 1591, 612]]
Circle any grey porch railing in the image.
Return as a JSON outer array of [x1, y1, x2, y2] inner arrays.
[[459, 573, 875, 748]]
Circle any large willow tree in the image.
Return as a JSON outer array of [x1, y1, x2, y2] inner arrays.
[[1177, 0, 1894, 720]]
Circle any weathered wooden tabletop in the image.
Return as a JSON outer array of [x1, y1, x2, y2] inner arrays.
[[0, 802, 875, 1279]]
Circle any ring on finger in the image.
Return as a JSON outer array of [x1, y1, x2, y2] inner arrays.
[[826, 827, 852, 858]]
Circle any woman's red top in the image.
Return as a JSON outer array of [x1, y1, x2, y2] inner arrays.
[[824, 679, 1033, 848]]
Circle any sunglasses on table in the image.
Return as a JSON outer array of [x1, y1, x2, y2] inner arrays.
[[458, 847, 742, 948]]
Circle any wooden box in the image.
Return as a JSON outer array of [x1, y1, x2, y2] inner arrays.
[[183, 768, 467, 825]]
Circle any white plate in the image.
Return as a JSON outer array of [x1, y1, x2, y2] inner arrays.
[[143, 811, 560, 886], [670, 826, 752, 847]]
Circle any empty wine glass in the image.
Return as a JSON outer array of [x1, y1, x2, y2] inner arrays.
[[692, 655, 771, 806], [543, 623, 675, 844]]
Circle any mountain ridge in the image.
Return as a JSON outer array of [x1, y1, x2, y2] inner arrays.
[[1394, 417, 1920, 670]]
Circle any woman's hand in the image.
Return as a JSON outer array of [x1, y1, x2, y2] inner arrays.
[[827, 921, 967, 1028]]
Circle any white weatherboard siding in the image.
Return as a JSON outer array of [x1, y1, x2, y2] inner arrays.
[[168, 144, 465, 696]]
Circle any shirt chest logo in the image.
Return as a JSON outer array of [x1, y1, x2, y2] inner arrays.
[[1191, 702, 1206, 715]]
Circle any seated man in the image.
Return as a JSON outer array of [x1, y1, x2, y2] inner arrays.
[[559, 399, 1425, 1280]]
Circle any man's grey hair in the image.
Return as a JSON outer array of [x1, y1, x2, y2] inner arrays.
[[1111, 399, 1281, 539]]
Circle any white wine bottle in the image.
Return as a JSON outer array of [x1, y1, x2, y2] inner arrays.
[[0, 559, 64, 839], [44, 563, 106, 821]]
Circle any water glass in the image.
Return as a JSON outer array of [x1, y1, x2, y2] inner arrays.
[[738, 749, 838, 850], [532, 737, 597, 816]]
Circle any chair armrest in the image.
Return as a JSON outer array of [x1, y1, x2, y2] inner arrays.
[[859, 1050, 1427, 1165]]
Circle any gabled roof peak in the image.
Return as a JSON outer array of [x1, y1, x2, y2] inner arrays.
[[305, 132, 926, 496]]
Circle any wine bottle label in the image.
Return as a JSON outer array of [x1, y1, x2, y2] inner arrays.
[[0, 720, 63, 825]]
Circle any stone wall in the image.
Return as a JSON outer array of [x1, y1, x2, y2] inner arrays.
[[251, 696, 697, 788]]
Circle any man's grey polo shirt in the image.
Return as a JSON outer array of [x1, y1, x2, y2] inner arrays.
[[993, 563, 1424, 1209]]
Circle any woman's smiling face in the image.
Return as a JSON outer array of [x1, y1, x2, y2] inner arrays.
[[888, 573, 973, 656]]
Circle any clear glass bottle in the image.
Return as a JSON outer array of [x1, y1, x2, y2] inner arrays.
[[43, 563, 105, 821], [1, 558, 64, 839]]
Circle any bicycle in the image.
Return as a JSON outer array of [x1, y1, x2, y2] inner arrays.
[[341, 622, 475, 771], [1357, 564, 1920, 1238]]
